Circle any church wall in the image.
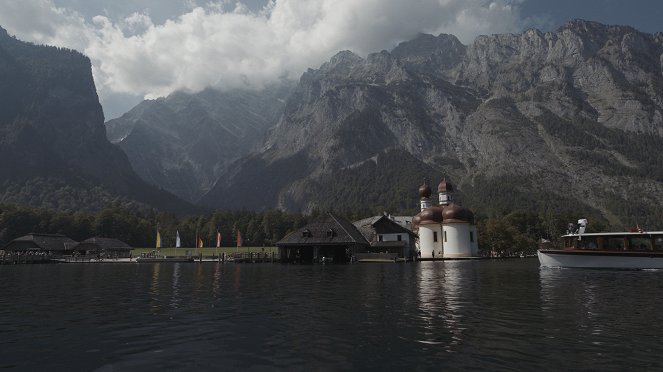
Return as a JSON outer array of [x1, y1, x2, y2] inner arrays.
[[418, 224, 443, 258], [442, 223, 472, 258]]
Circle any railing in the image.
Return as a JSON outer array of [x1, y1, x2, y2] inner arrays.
[[194, 252, 278, 263]]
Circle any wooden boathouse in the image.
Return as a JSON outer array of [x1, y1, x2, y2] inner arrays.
[[1, 233, 78, 264], [277, 213, 370, 263], [72, 237, 133, 259]]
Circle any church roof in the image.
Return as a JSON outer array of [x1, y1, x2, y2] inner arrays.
[[277, 213, 369, 247]]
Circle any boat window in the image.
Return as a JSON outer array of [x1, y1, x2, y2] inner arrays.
[[577, 237, 598, 249], [564, 238, 571, 249], [628, 237, 651, 251], [604, 238, 624, 250], [655, 238, 663, 251]]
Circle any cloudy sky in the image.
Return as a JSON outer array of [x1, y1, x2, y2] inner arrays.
[[0, 0, 661, 119]]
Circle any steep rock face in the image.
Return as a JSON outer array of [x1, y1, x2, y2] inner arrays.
[[105, 84, 293, 202], [203, 20, 663, 227], [0, 27, 196, 213]]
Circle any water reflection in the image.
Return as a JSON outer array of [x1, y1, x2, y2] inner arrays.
[[212, 263, 222, 299], [150, 263, 161, 314], [194, 263, 203, 291], [170, 263, 181, 309], [537, 267, 644, 367], [416, 262, 468, 350]]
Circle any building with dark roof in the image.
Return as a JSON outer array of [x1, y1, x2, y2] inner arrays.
[[72, 237, 133, 258], [2, 233, 78, 254], [276, 213, 370, 263], [353, 214, 417, 258]]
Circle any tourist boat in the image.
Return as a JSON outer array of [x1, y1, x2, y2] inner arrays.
[[538, 220, 663, 269]]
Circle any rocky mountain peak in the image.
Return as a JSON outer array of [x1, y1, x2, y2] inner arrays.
[[319, 50, 363, 73], [202, 20, 663, 227]]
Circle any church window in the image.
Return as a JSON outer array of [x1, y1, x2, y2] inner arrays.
[[397, 235, 402, 241], [444, 231, 447, 242], [470, 232, 474, 242], [433, 232, 438, 242], [378, 235, 383, 242]]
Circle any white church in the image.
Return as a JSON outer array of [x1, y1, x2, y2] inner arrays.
[[412, 178, 479, 259]]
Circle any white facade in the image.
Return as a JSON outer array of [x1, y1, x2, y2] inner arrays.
[[442, 223, 473, 258], [417, 224, 443, 259]]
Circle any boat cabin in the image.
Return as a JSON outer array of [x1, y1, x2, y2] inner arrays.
[[562, 232, 663, 251]]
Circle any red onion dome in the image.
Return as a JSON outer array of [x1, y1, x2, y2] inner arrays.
[[442, 203, 474, 223], [417, 206, 444, 225], [437, 178, 454, 193], [412, 213, 422, 230], [418, 182, 432, 199]]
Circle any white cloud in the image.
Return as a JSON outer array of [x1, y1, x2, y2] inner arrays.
[[0, 0, 525, 110]]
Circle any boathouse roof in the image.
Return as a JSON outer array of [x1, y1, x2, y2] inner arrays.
[[353, 215, 416, 243], [73, 237, 132, 252], [277, 213, 369, 247], [2, 233, 78, 252]]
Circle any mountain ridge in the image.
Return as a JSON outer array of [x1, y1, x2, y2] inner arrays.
[[200, 19, 663, 227]]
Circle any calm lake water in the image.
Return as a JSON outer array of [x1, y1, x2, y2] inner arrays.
[[2, 259, 663, 371]]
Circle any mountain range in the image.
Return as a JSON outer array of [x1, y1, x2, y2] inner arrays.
[[198, 19, 663, 227], [3, 19, 663, 228]]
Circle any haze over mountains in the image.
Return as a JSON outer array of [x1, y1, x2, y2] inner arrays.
[[2, 19, 663, 227], [106, 84, 293, 202]]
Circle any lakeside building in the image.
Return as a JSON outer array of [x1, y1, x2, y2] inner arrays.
[[73, 237, 133, 258], [353, 215, 417, 258], [412, 179, 479, 259], [2, 233, 78, 255], [276, 213, 370, 263], [277, 178, 478, 263]]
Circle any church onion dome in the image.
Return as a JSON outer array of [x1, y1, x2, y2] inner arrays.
[[418, 182, 432, 199], [415, 206, 444, 227], [442, 203, 474, 223], [438, 178, 453, 193], [412, 213, 422, 230]]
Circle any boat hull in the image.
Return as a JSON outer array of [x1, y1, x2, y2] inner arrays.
[[538, 250, 663, 269], [135, 257, 194, 263]]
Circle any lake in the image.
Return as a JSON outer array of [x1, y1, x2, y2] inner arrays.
[[1, 259, 663, 370]]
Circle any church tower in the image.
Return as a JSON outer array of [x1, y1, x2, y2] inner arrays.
[[419, 180, 432, 211], [438, 178, 453, 206]]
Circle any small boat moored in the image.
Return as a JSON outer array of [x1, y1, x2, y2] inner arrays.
[[538, 219, 663, 269]]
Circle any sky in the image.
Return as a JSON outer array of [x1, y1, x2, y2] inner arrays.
[[0, 0, 661, 120]]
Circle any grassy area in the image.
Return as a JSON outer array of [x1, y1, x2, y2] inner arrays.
[[132, 246, 278, 257]]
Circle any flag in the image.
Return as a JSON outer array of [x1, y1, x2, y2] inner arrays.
[[236, 230, 243, 247], [216, 230, 221, 248], [156, 230, 162, 250], [175, 230, 181, 248], [197, 237, 203, 248]]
